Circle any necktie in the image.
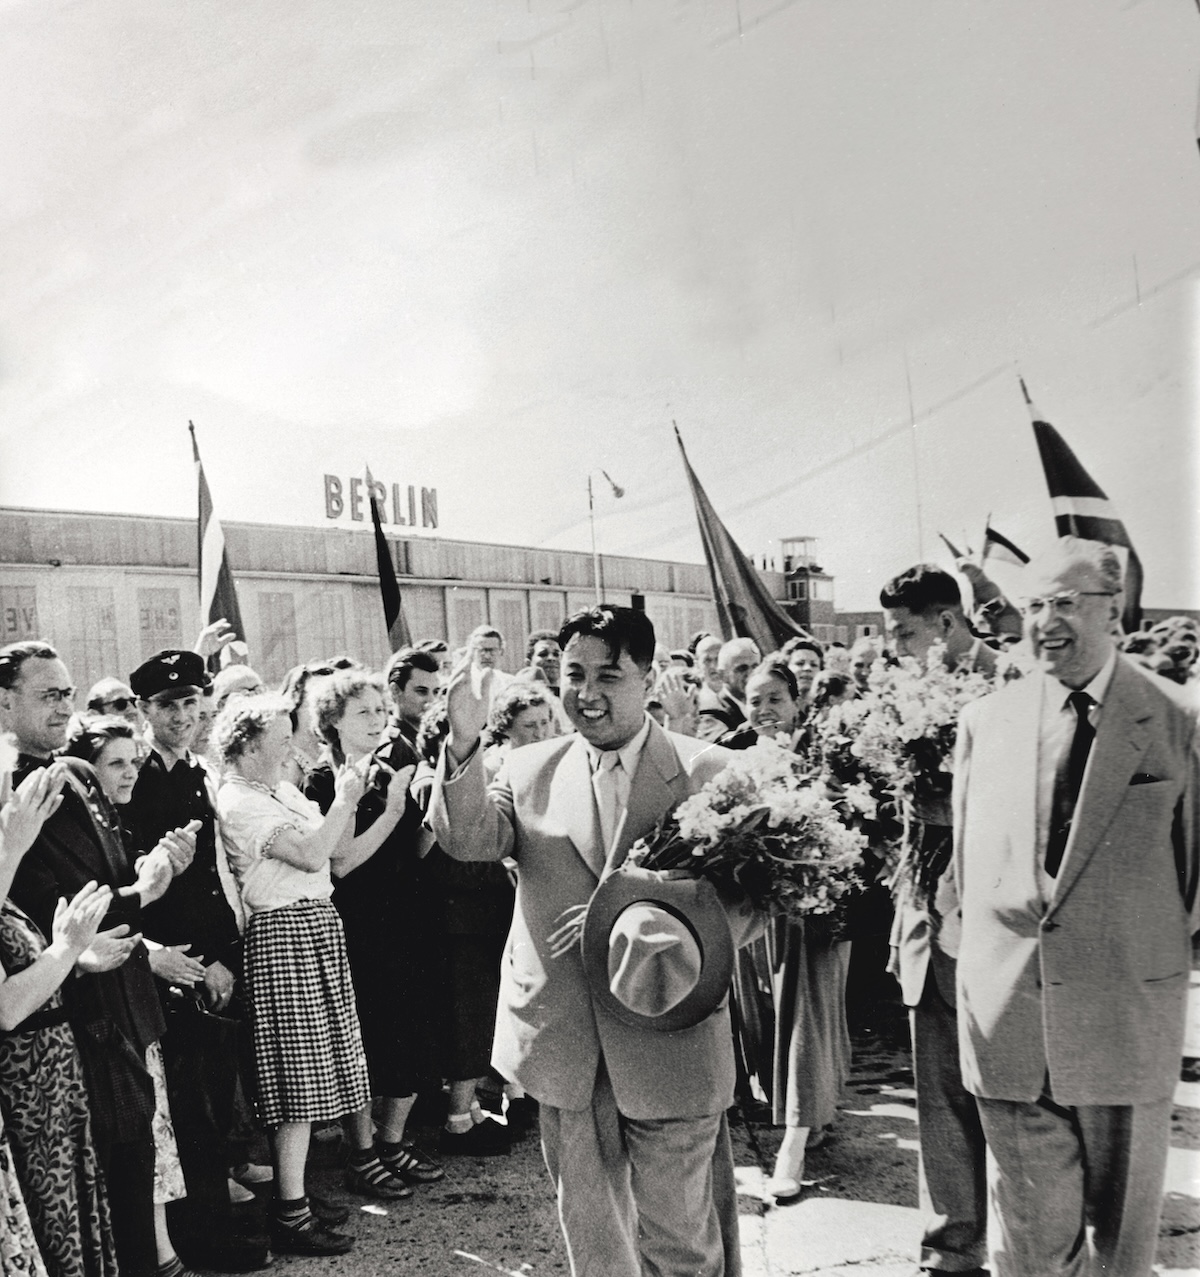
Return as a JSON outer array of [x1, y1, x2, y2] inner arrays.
[[1045, 690, 1095, 878], [593, 752, 624, 862]]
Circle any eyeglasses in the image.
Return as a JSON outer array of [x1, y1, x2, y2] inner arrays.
[[1020, 591, 1114, 617], [95, 696, 137, 713], [30, 687, 76, 706]]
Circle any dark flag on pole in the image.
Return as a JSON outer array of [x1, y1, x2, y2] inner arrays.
[[366, 467, 412, 651], [674, 425, 808, 652], [1021, 381, 1144, 631], [188, 422, 245, 661], [982, 521, 1029, 566]]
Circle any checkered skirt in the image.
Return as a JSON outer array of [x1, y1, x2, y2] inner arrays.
[[244, 898, 372, 1125]]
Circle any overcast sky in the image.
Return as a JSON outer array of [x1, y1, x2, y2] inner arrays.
[[1, 0, 1196, 610]]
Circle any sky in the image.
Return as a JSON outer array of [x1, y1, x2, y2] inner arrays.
[[0, 0, 1197, 611]]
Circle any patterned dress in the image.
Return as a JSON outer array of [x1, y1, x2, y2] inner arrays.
[[0, 1109, 46, 1277], [0, 901, 117, 1277]]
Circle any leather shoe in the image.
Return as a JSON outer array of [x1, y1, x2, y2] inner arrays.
[[439, 1116, 510, 1156], [307, 1194, 350, 1226]]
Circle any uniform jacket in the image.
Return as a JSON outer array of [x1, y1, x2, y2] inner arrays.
[[951, 654, 1200, 1105], [428, 718, 751, 1119], [696, 687, 745, 743]]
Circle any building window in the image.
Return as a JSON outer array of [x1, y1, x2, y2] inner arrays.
[[855, 624, 877, 639], [137, 589, 182, 660], [258, 592, 299, 683], [787, 579, 808, 601], [811, 578, 834, 602]]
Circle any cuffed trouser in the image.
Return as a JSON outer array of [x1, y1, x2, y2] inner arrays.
[[539, 1063, 740, 1277], [911, 950, 988, 1272], [976, 1088, 1172, 1277]]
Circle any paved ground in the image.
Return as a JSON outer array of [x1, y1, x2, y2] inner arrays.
[[232, 972, 1200, 1277]]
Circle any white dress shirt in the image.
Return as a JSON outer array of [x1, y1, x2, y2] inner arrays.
[[585, 714, 652, 867], [1034, 647, 1117, 903]]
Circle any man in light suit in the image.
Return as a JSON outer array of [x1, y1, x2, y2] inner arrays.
[[881, 564, 996, 1276], [696, 637, 760, 743], [950, 537, 1200, 1276], [429, 605, 755, 1277]]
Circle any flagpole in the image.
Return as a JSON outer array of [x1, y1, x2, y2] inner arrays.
[[588, 475, 601, 602], [904, 355, 926, 560]]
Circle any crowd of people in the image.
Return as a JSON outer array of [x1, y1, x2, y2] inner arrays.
[[0, 550, 1195, 1277]]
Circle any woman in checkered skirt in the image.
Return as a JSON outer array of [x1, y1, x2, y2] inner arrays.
[[213, 696, 370, 1258]]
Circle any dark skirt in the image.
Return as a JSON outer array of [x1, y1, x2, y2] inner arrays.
[[440, 935, 506, 1080], [244, 899, 371, 1126]]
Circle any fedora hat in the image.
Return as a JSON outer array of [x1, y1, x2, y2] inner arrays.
[[581, 866, 735, 1033]]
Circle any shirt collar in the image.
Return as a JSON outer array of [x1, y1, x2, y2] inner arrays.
[[1052, 646, 1117, 709], [584, 714, 653, 774]]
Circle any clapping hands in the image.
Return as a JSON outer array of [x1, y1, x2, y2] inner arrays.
[[50, 881, 113, 959], [0, 765, 66, 865], [77, 924, 142, 974]]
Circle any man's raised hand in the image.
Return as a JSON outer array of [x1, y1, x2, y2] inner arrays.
[[77, 924, 141, 974], [445, 657, 492, 763]]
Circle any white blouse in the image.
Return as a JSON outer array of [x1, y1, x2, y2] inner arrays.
[[216, 777, 333, 916]]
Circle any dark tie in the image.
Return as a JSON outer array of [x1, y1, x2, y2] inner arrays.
[[1045, 690, 1095, 879]]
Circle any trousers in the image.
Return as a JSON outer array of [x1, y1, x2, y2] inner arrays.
[[911, 949, 988, 1271], [539, 1063, 741, 1277], [976, 1088, 1172, 1277]]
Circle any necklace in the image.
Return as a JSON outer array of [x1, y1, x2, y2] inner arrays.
[[225, 774, 277, 797]]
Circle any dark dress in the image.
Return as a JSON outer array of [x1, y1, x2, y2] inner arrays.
[[0, 900, 118, 1277], [304, 758, 439, 1097]]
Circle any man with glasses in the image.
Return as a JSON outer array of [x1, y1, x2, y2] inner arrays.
[[3, 640, 198, 1277], [948, 537, 1200, 1276], [86, 676, 143, 728]]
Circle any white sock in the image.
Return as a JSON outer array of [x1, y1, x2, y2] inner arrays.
[[773, 1125, 809, 1181], [469, 1101, 487, 1125], [445, 1113, 473, 1135]]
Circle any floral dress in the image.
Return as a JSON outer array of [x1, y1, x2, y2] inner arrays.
[[0, 1108, 47, 1277], [0, 900, 117, 1277]]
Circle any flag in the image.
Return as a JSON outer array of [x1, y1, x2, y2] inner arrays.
[[982, 521, 1029, 567], [1022, 381, 1143, 631], [674, 425, 808, 653], [939, 531, 1022, 637], [188, 422, 245, 657], [937, 532, 966, 561], [366, 466, 412, 651]]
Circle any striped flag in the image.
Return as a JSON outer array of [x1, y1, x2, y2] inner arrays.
[[1022, 381, 1143, 631], [188, 422, 245, 657], [366, 466, 412, 651], [982, 521, 1029, 567], [674, 425, 809, 653]]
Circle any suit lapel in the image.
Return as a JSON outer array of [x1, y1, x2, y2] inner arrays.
[[1049, 658, 1154, 912], [606, 722, 686, 874], [550, 735, 605, 879]]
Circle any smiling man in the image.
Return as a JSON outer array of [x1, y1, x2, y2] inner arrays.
[[429, 605, 758, 1277], [950, 538, 1200, 1277]]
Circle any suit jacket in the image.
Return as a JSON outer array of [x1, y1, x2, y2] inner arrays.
[[696, 687, 745, 743], [891, 641, 1001, 1007], [951, 654, 1200, 1105], [428, 718, 749, 1119]]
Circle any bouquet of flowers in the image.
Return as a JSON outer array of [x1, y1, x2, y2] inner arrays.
[[820, 644, 995, 903], [624, 738, 866, 921]]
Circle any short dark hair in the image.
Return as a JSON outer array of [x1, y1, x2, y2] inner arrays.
[[468, 626, 503, 647], [880, 564, 963, 616], [558, 606, 655, 672], [486, 682, 553, 745], [668, 650, 694, 667], [0, 641, 59, 690], [781, 636, 824, 666], [687, 631, 713, 654], [416, 638, 448, 655], [525, 630, 560, 662], [385, 646, 440, 691], [748, 658, 800, 702], [414, 701, 449, 766]]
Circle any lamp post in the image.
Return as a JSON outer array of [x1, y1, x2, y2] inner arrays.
[[587, 470, 625, 602]]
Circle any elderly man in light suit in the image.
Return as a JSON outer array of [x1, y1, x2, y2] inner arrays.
[[429, 605, 755, 1277], [949, 537, 1200, 1276]]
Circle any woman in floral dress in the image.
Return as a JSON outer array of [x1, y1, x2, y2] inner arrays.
[[0, 761, 118, 1277]]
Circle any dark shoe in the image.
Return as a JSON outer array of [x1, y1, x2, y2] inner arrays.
[[439, 1117, 510, 1156], [378, 1141, 445, 1184], [344, 1155, 413, 1200], [178, 1233, 272, 1273], [269, 1214, 353, 1257], [307, 1193, 350, 1226]]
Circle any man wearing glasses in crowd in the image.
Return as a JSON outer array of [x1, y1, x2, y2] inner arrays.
[[946, 537, 1200, 1277]]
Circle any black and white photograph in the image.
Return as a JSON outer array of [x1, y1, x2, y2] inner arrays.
[[0, 2, 1196, 1274]]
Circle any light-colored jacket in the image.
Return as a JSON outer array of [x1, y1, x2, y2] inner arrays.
[[951, 655, 1200, 1106], [428, 719, 751, 1118]]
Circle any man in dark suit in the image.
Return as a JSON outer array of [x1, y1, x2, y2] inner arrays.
[[950, 537, 1200, 1276], [881, 563, 995, 1277], [696, 637, 760, 743]]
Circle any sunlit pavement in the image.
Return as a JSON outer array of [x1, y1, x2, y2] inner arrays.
[[735, 977, 1200, 1276]]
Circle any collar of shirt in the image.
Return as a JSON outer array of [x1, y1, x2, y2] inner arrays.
[[144, 737, 195, 772], [1049, 646, 1117, 715], [584, 713, 652, 776]]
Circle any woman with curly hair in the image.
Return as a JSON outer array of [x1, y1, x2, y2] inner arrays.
[[303, 670, 443, 1196], [213, 696, 367, 1257]]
